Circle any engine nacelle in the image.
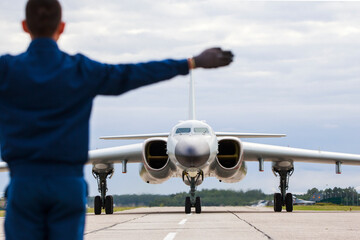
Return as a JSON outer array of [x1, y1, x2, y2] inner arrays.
[[272, 161, 294, 172], [210, 137, 247, 183], [92, 162, 114, 175], [140, 138, 175, 184]]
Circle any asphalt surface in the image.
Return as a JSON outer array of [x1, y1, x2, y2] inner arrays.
[[1, 207, 360, 239]]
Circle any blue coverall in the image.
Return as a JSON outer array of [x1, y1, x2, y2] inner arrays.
[[0, 38, 189, 240]]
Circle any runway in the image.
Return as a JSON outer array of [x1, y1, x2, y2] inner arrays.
[[84, 206, 360, 240], [1, 207, 360, 239]]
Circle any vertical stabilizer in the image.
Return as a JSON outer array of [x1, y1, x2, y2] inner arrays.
[[189, 70, 196, 120]]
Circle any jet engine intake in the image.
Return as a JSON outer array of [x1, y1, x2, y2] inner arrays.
[[210, 137, 246, 182], [140, 138, 175, 184]]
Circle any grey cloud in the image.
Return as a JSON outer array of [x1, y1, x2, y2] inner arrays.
[[1, 0, 360, 195]]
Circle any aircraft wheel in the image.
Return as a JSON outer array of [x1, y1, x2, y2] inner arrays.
[[105, 195, 114, 214], [94, 195, 102, 215], [195, 197, 201, 214], [185, 197, 191, 214], [274, 193, 282, 212], [285, 193, 293, 212]]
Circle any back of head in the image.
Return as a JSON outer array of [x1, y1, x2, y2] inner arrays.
[[26, 0, 62, 38]]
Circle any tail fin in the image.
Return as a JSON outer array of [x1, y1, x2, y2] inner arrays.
[[189, 70, 196, 120]]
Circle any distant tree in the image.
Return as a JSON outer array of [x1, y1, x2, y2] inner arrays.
[[88, 189, 271, 207], [87, 187, 359, 207]]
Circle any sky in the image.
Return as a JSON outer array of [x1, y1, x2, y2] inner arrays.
[[0, 0, 360, 197]]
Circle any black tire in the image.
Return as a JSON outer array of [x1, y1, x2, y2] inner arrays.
[[105, 195, 114, 214], [94, 196, 102, 215], [285, 193, 293, 212], [195, 197, 201, 214], [185, 197, 191, 214], [274, 193, 282, 212]]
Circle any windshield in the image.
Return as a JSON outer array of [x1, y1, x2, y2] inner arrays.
[[194, 127, 209, 134], [175, 128, 191, 134]]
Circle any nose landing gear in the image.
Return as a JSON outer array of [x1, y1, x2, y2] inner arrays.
[[183, 170, 203, 214]]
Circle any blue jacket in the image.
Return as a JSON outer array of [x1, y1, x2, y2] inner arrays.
[[0, 38, 189, 176]]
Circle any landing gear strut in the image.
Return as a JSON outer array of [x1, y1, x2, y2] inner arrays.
[[273, 168, 294, 212], [183, 170, 203, 214], [92, 168, 114, 215]]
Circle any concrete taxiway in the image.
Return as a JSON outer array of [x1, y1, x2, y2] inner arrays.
[[83, 207, 360, 240], [1, 206, 360, 239]]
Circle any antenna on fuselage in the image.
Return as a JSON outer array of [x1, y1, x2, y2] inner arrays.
[[189, 70, 196, 120]]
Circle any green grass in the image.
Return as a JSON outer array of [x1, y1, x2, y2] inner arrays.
[[267, 203, 360, 211], [86, 206, 138, 214], [0, 210, 4, 217], [292, 204, 360, 211]]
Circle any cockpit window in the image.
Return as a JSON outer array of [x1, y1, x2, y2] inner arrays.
[[175, 128, 191, 134], [194, 128, 209, 134]]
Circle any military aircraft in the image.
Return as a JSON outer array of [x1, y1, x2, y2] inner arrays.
[[293, 196, 316, 205], [87, 73, 360, 215], [1, 72, 360, 215], [251, 200, 269, 207]]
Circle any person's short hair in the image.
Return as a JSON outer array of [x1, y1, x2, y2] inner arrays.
[[26, 0, 62, 38]]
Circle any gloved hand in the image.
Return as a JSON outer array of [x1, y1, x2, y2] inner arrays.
[[192, 47, 234, 69]]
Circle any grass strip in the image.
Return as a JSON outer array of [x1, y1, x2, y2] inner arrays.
[[292, 205, 360, 211]]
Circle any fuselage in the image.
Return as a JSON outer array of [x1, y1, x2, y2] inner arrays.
[[140, 119, 246, 185], [167, 120, 218, 177]]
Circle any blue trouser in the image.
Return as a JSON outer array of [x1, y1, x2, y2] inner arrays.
[[5, 176, 87, 240]]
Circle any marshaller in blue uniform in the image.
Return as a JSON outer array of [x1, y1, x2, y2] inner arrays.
[[0, 0, 233, 239]]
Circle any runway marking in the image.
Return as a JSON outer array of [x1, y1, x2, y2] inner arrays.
[[178, 219, 187, 225], [228, 211, 273, 240], [164, 232, 177, 240]]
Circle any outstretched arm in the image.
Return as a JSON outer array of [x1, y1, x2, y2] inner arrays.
[[90, 47, 234, 96]]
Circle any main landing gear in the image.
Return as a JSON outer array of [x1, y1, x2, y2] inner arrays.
[[92, 168, 114, 215], [273, 168, 294, 212], [183, 170, 203, 214]]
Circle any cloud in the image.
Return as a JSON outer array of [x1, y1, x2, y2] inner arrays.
[[1, 1, 360, 195]]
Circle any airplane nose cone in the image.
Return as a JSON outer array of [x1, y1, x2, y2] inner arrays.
[[175, 139, 210, 168]]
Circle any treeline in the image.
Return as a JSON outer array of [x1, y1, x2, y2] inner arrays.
[[150, 189, 271, 206], [87, 189, 271, 207], [87, 187, 360, 207]]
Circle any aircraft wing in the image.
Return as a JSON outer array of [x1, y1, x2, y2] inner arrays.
[[100, 132, 287, 140], [242, 142, 360, 165], [0, 143, 144, 173], [88, 143, 143, 164], [216, 132, 286, 138], [100, 133, 169, 140]]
